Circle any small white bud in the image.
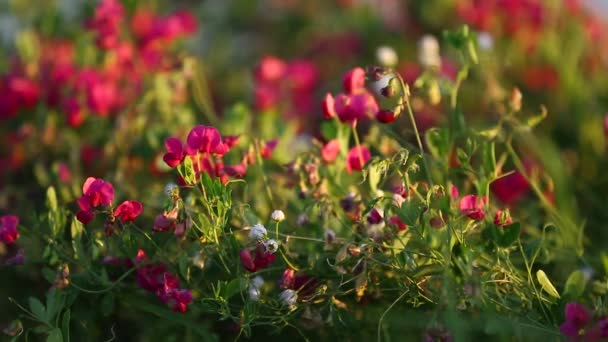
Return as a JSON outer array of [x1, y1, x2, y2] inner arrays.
[[279, 289, 298, 307], [164, 182, 178, 196], [418, 34, 441, 69], [264, 239, 279, 254], [248, 223, 267, 240], [271, 210, 285, 222], [376, 46, 398, 67], [248, 285, 260, 302], [251, 275, 264, 289]]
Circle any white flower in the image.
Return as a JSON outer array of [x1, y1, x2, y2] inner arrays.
[[248, 285, 260, 302], [264, 239, 279, 254], [376, 46, 398, 67], [251, 276, 264, 289], [477, 32, 493, 51], [279, 289, 298, 307], [249, 223, 267, 240], [271, 210, 285, 222], [296, 213, 308, 226], [164, 182, 178, 196], [418, 34, 441, 69]]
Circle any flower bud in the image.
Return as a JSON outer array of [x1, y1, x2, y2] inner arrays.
[[248, 285, 260, 301], [376, 46, 398, 67], [251, 275, 264, 289], [279, 289, 298, 307], [376, 109, 397, 123], [271, 210, 286, 222], [264, 239, 279, 254]]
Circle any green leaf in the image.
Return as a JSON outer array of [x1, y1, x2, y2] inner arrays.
[[564, 270, 586, 299], [45, 290, 65, 323], [490, 222, 521, 247], [536, 270, 560, 299], [320, 120, 337, 141], [396, 200, 425, 226], [224, 278, 247, 300], [100, 293, 115, 317], [61, 309, 70, 342], [46, 328, 63, 342], [29, 297, 47, 322]]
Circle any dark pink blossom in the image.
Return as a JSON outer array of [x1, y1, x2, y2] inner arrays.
[[342, 67, 366, 94], [255, 56, 287, 83], [493, 210, 513, 226], [388, 215, 407, 231], [279, 268, 296, 289], [81, 177, 115, 207], [240, 249, 256, 272], [459, 195, 487, 220], [491, 171, 530, 205], [346, 146, 371, 173], [185, 125, 229, 156], [0, 215, 19, 244], [163, 137, 185, 168], [153, 214, 176, 232], [113, 200, 143, 222], [261, 140, 278, 159], [560, 302, 591, 338], [322, 93, 336, 119]]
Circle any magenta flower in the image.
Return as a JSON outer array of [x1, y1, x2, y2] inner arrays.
[[0, 215, 19, 244], [113, 200, 143, 222], [240, 249, 256, 273], [342, 67, 366, 94], [346, 146, 371, 173], [166, 288, 193, 313], [388, 215, 407, 231], [261, 140, 278, 159], [185, 125, 229, 156], [375, 109, 397, 123], [459, 195, 487, 220], [153, 214, 176, 232], [279, 268, 296, 289], [321, 139, 340, 163], [491, 171, 530, 205], [162, 137, 185, 168], [560, 302, 591, 338], [82, 177, 115, 207], [255, 56, 287, 83], [334, 92, 379, 126]]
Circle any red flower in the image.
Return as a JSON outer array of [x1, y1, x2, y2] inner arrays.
[[261, 140, 278, 159], [388, 215, 407, 231], [167, 288, 193, 313], [81, 177, 115, 207], [375, 109, 397, 123], [163, 137, 185, 168], [0, 215, 19, 244], [113, 200, 143, 222], [459, 195, 487, 220], [63, 98, 84, 127], [185, 125, 229, 156], [321, 139, 340, 163], [346, 146, 371, 173], [279, 268, 296, 289], [240, 249, 256, 272]]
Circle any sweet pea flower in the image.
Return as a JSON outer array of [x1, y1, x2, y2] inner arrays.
[[322, 93, 336, 119], [249, 223, 267, 240], [346, 146, 371, 173], [153, 214, 176, 232], [185, 125, 229, 156], [163, 137, 185, 168], [459, 195, 487, 220], [560, 302, 591, 338], [321, 139, 341, 163], [81, 177, 115, 207], [113, 200, 143, 222], [0, 215, 19, 244], [342, 67, 366, 94], [240, 249, 256, 272], [271, 210, 285, 222], [491, 171, 530, 205]]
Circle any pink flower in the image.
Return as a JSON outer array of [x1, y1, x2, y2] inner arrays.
[[113, 200, 143, 222], [185, 125, 229, 156], [586, 317, 608, 340], [560, 302, 591, 338], [286, 60, 318, 91], [63, 98, 84, 127], [87, 0, 124, 49], [279, 268, 296, 289], [321, 139, 340, 163], [240, 249, 256, 272], [240, 245, 277, 273], [81, 177, 115, 207], [321, 93, 336, 119], [261, 140, 278, 159], [459, 195, 487, 220], [163, 137, 185, 168], [0, 215, 19, 244], [342, 67, 366, 94], [167, 288, 193, 313], [346, 146, 371, 173], [366, 208, 384, 224], [334, 92, 379, 126], [255, 56, 287, 83], [449, 184, 460, 200], [493, 210, 513, 226]]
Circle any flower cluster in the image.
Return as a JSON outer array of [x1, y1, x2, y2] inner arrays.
[[0, 215, 20, 245], [75, 177, 142, 228], [254, 56, 318, 119], [240, 223, 278, 273], [163, 125, 245, 184], [135, 249, 193, 313], [560, 302, 608, 341]]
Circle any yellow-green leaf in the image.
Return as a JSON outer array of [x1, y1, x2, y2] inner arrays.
[[536, 270, 560, 298]]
